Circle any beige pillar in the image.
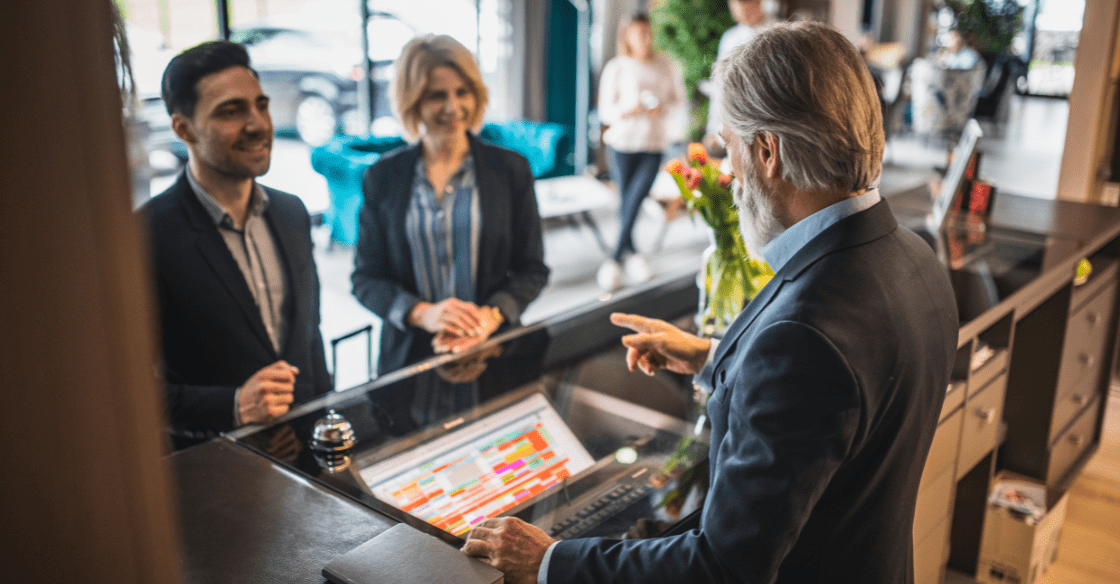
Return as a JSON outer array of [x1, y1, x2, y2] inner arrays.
[[1057, 0, 1120, 203], [0, 1, 180, 582]]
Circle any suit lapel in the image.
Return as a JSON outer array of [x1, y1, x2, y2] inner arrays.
[[710, 200, 898, 373], [468, 133, 498, 297], [175, 175, 276, 354], [711, 275, 786, 372]]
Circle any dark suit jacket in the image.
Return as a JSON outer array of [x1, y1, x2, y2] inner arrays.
[[550, 200, 958, 584], [351, 133, 549, 376], [142, 173, 332, 449]]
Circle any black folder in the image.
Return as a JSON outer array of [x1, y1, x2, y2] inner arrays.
[[322, 523, 504, 584]]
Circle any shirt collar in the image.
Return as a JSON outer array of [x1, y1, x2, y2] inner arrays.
[[761, 188, 881, 273], [185, 167, 269, 229]]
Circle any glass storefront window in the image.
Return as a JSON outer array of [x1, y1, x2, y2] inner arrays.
[[120, 0, 515, 211]]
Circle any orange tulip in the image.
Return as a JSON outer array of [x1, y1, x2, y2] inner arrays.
[[685, 167, 703, 190], [717, 173, 733, 189], [688, 143, 709, 166], [664, 159, 685, 175]]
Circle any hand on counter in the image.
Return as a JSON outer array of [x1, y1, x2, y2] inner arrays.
[[432, 305, 504, 354], [409, 298, 483, 337], [611, 312, 711, 376], [237, 360, 298, 425], [462, 517, 554, 584]]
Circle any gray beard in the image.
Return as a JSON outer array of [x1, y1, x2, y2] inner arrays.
[[733, 163, 785, 262]]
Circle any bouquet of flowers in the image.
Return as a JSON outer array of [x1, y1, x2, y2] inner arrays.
[[665, 143, 773, 336]]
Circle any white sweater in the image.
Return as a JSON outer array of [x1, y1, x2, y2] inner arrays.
[[597, 54, 686, 153]]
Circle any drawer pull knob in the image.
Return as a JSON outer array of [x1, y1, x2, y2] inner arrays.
[[975, 407, 998, 424], [1068, 434, 1088, 448], [1071, 393, 1089, 407], [1080, 353, 1096, 367], [1087, 312, 1101, 326]]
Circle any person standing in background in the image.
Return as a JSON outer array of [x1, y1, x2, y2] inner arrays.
[[596, 12, 687, 291], [703, 0, 769, 154]]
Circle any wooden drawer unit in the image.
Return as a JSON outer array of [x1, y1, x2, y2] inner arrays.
[[913, 467, 954, 544], [914, 515, 950, 584], [1050, 379, 1098, 445], [1054, 274, 1116, 405], [958, 375, 1007, 480], [969, 348, 1008, 399], [940, 380, 966, 424], [921, 407, 963, 493], [1045, 394, 1102, 485]]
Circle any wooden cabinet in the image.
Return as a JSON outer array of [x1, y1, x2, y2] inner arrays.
[[1003, 258, 1118, 488]]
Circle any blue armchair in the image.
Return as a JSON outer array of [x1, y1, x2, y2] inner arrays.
[[310, 121, 572, 246], [310, 135, 406, 246]]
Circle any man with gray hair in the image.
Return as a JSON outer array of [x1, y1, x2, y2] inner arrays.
[[464, 21, 958, 584]]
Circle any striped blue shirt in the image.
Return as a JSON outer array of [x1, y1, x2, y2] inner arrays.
[[405, 155, 481, 304]]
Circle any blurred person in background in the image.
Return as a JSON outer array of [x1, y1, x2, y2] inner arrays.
[[703, 0, 770, 154], [351, 35, 549, 376], [596, 12, 686, 290]]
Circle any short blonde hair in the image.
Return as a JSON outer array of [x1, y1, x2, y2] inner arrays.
[[392, 34, 489, 141]]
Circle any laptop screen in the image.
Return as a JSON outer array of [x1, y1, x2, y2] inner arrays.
[[359, 393, 596, 537]]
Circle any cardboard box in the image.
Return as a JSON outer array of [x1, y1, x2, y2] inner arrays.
[[976, 472, 1068, 584]]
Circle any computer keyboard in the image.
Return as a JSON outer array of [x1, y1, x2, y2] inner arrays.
[[546, 482, 652, 539]]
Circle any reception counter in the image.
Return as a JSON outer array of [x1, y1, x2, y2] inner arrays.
[[170, 187, 1120, 584]]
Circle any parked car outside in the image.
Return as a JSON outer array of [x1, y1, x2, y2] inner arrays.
[[231, 10, 415, 146]]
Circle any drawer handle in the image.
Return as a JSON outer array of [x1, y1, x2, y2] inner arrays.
[[1079, 353, 1096, 367], [1068, 434, 1088, 448], [1071, 393, 1089, 407], [975, 407, 998, 424], [1087, 311, 1102, 326]]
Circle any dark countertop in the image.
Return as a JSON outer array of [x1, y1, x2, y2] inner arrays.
[[171, 439, 394, 584]]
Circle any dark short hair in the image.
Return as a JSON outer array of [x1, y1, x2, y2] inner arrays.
[[161, 40, 257, 118]]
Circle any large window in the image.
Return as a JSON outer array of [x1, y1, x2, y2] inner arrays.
[[119, 0, 517, 211]]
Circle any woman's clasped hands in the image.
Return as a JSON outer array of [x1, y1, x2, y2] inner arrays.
[[409, 298, 504, 354]]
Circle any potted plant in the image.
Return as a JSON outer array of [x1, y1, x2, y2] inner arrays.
[[943, 0, 1027, 118], [943, 0, 1025, 56], [650, 0, 735, 141]]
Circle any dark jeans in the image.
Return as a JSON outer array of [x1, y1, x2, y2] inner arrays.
[[607, 148, 662, 261]]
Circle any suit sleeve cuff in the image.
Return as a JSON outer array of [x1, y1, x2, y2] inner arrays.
[[485, 292, 522, 326], [538, 540, 561, 584], [692, 339, 720, 392], [387, 292, 422, 331], [232, 385, 243, 427]]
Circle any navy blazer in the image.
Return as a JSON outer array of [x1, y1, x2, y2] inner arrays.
[[352, 133, 549, 375], [550, 200, 958, 584], [142, 173, 332, 450]]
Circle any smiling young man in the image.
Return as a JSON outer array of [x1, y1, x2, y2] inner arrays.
[[141, 41, 331, 450]]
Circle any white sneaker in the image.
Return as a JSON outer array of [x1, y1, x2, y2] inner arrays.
[[624, 253, 653, 284], [597, 259, 623, 291]]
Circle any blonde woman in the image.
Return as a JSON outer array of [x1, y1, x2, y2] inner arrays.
[[352, 35, 549, 375], [597, 13, 686, 290]]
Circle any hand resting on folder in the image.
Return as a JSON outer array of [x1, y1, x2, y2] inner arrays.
[[462, 517, 555, 584]]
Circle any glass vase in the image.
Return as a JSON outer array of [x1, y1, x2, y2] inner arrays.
[[695, 229, 755, 338]]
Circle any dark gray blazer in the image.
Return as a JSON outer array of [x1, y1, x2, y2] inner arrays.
[[142, 173, 332, 450], [351, 133, 549, 376], [550, 200, 958, 584]]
